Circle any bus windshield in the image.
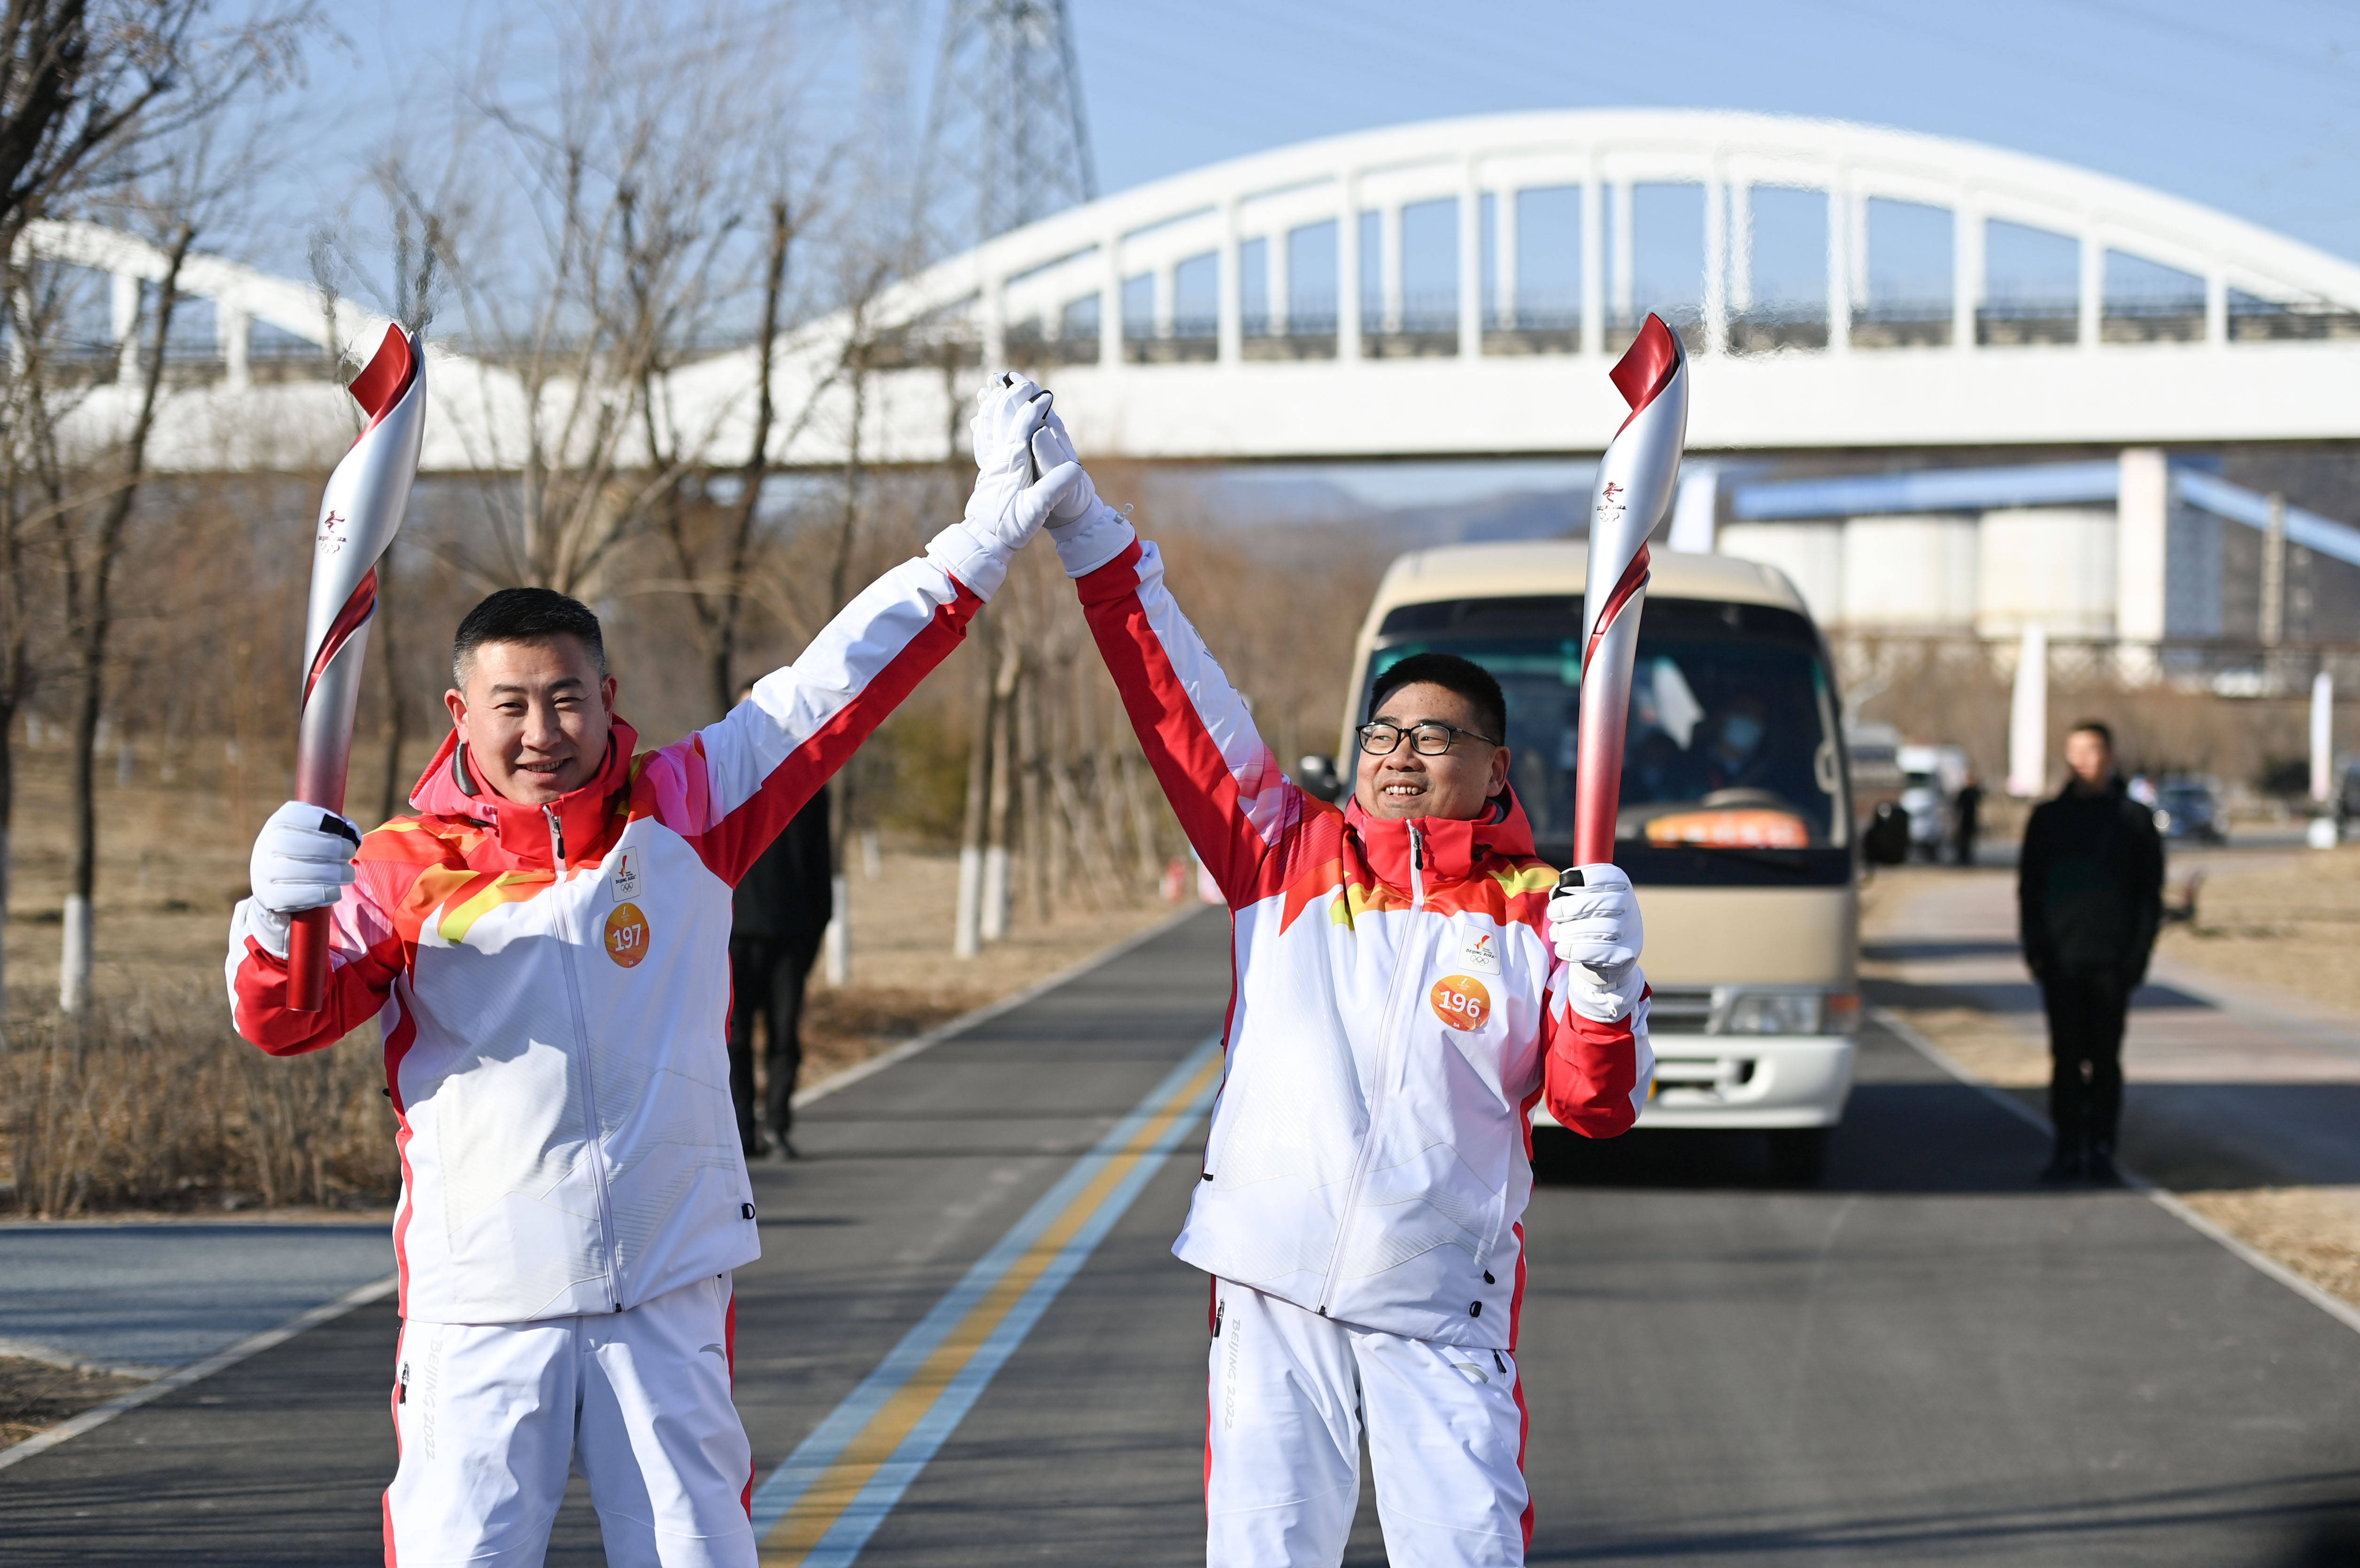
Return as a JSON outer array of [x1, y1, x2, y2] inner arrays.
[[1362, 595, 1850, 886]]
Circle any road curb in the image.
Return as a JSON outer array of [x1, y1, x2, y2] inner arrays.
[[0, 1273, 399, 1477], [1871, 1004, 2360, 1341]]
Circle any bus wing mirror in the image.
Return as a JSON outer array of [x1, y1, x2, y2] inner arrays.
[[1298, 754, 1344, 803]]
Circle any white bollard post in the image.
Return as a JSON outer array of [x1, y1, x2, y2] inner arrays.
[[823, 874, 851, 984], [2310, 670, 2338, 848], [952, 844, 982, 959], [2310, 670, 2332, 803], [2007, 623, 2048, 798], [59, 892, 90, 1014]]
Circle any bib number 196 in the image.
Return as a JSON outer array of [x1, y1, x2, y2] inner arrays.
[[1429, 973, 1491, 1031]]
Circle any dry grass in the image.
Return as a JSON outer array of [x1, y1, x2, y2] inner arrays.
[[0, 1357, 145, 1449], [1882, 1005, 2049, 1087], [2179, 1188, 2360, 1311], [2156, 845, 2360, 1015], [0, 745, 1187, 1212], [0, 977, 398, 1216]]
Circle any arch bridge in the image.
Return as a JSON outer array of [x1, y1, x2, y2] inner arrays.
[[18, 109, 2360, 471], [714, 108, 2360, 465]]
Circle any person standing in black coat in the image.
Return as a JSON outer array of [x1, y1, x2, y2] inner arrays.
[[1952, 775, 1983, 867], [2017, 722, 2163, 1183], [731, 784, 833, 1159]]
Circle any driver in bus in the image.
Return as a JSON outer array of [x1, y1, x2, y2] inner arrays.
[[1701, 693, 1774, 792], [1018, 404, 1653, 1567]]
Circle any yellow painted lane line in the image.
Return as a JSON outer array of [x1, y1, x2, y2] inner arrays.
[[748, 1039, 1223, 1567]]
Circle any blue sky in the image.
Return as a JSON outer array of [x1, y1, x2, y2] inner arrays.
[[289, 0, 2360, 266], [265, 1, 2360, 505], [1064, 0, 2360, 262]]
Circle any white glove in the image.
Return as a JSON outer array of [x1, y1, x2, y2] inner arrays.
[[250, 800, 362, 915], [1550, 863, 1646, 1023], [1028, 407, 1137, 578], [959, 373, 1079, 554]]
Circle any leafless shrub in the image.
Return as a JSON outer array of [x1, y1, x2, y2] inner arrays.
[[1, 976, 395, 1215]]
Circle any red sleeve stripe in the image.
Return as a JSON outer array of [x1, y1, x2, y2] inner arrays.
[[683, 569, 983, 886], [1077, 539, 1284, 906]]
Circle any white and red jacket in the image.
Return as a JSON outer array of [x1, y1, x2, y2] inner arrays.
[[1071, 526, 1653, 1350], [227, 523, 1011, 1325]]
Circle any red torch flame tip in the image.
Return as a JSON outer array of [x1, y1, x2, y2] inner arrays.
[[1607, 313, 1683, 417], [346, 325, 416, 424]]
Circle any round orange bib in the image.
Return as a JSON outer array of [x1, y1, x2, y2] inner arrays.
[[1429, 973, 1491, 1031], [604, 903, 651, 968]]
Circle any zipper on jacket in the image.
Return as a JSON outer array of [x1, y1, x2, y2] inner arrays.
[[546, 805, 621, 1309], [1317, 821, 1427, 1315]]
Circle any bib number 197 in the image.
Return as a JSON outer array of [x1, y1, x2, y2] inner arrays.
[[605, 902, 651, 968]]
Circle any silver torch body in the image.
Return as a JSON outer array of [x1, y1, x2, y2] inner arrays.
[[288, 326, 427, 1010], [1570, 315, 1689, 872]]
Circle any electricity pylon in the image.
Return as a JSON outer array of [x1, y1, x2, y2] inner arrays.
[[920, 0, 1098, 253]]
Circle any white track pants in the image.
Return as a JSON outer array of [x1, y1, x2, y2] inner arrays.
[[1205, 1281, 1530, 1567], [384, 1273, 756, 1568]]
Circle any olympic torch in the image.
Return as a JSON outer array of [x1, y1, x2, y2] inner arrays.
[[287, 324, 428, 1011], [1569, 314, 1689, 872]]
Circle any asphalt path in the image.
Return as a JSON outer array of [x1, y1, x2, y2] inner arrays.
[[4, 906, 2358, 1565], [0, 1223, 392, 1373]]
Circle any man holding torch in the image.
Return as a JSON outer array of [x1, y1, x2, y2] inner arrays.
[[227, 374, 1080, 1567], [1019, 318, 1685, 1565]]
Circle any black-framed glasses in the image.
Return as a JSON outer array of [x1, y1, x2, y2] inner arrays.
[[1357, 719, 1500, 756]]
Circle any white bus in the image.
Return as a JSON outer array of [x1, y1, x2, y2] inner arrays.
[[1315, 542, 1865, 1184]]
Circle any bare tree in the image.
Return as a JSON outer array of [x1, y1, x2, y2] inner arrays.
[[1, 1, 317, 1015], [379, 0, 837, 603]]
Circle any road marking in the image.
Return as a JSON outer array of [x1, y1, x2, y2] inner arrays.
[[750, 1035, 1223, 1566]]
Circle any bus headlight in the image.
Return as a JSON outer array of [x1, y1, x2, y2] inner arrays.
[[1720, 989, 1859, 1036]]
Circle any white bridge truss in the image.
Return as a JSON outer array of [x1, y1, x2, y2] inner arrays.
[[19, 109, 2360, 473]]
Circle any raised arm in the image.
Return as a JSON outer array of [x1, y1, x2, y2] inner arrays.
[[655, 375, 1075, 886], [1030, 416, 1299, 906]]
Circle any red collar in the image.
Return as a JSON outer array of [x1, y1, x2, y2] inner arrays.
[[1342, 789, 1536, 892], [409, 719, 638, 869]]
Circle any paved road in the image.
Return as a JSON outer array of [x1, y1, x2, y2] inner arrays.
[[0, 1223, 392, 1373], [5, 907, 2358, 1565]]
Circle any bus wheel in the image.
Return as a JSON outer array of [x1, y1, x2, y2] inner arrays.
[[1767, 1128, 1829, 1187]]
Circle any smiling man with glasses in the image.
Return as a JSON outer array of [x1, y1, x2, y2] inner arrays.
[[1026, 409, 1653, 1568]]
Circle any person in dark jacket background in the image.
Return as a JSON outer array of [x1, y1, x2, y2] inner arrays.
[[2018, 721, 2163, 1183], [1952, 773, 1983, 867], [731, 781, 833, 1159]]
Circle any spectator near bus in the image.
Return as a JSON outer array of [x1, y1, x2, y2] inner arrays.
[[2018, 721, 2164, 1184]]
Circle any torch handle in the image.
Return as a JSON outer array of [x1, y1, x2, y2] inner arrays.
[[287, 907, 331, 1012]]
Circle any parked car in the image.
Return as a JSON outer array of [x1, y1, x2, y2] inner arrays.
[[1896, 743, 1971, 861], [2152, 776, 2225, 843]]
